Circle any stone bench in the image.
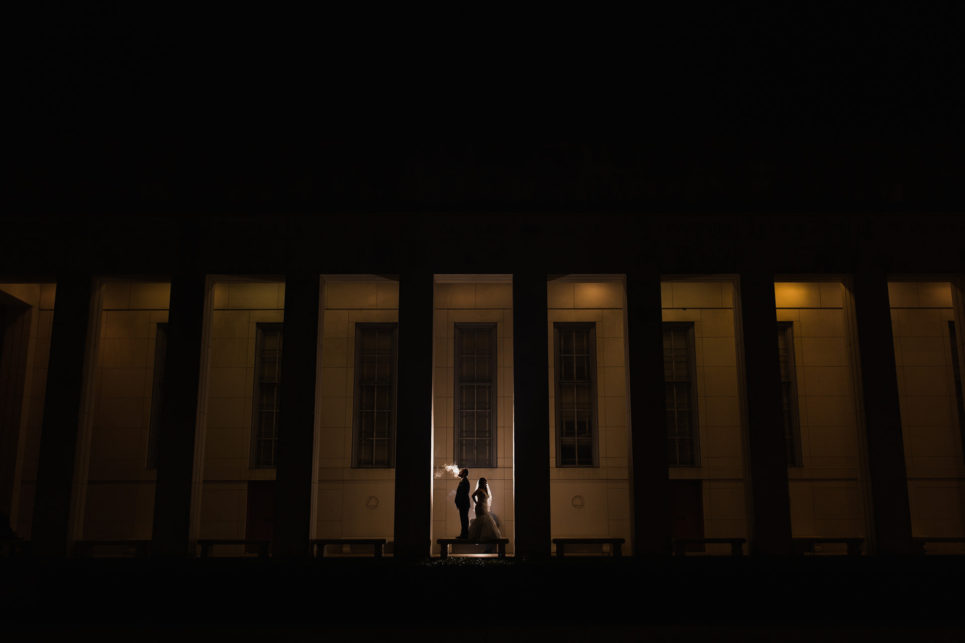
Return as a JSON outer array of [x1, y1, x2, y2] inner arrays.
[[73, 539, 152, 558], [552, 538, 625, 557], [792, 537, 864, 556], [197, 539, 270, 558], [311, 538, 386, 558], [437, 538, 508, 558], [673, 537, 746, 556]]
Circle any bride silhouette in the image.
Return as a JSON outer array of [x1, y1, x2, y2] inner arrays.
[[467, 477, 501, 549]]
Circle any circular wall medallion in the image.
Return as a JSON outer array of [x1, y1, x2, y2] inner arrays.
[[571, 495, 585, 508], [366, 496, 380, 509]]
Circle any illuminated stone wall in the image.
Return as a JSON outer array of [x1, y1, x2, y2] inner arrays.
[[11, 274, 961, 556], [80, 281, 170, 540], [430, 277, 514, 555], [0, 283, 55, 538], [775, 282, 869, 545], [547, 277, 632, 554], [313, 277, 399, 550], [889, 282, 965, 553], [197, 280, 284, 547], [662, 279, 748, 553]]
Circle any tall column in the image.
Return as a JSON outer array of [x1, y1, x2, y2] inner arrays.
[[739, 272, 792, 555], [273, 273, 320, 558], [151, 273, 207, 557], [513, 272, 551, 559], [0, 293, 32, 531], [625, 270, 672, 555], [852, 269, 915, 554], [30, 274, 95, 556], [392, 271, 433, 560]]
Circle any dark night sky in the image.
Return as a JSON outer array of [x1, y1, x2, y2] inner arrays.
[[9, 5, 965, 215]]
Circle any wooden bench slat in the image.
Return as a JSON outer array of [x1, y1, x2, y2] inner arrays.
[[673, 537, 745, 556], [552, 538, 625, 557], [792, 537, 863, 556], [197, 539, 271, 558], [74, 540, 152, 558], [912, 537, 965, 554], [436, 538, 508, 559], [310, 538, 387, 558]]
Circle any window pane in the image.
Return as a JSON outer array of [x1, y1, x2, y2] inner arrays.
[[555, 324, 597, 467], [476, 385, 491, 409], [252, 324, 283, 467], [476, 412, 491, 437], [454, 325, 497, 467], [375, 386, 390, 410], [476, 356, 490, 380], [560, 441, 577, 466], [663, 323, 698, 466], [777, 323, 802, 467], [561, 330, 574, 354], [354, 324, 397, 467]]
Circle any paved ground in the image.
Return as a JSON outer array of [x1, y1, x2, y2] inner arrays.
[[3, 556, 964, 640]]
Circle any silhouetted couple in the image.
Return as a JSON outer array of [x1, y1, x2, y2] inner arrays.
[[455, 468, 501, 546]]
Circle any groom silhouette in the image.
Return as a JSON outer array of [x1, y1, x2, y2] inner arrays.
[[455, 468, 470, 539]]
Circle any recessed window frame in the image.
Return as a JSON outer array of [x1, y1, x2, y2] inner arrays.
[[250, 322, 283, 469], [453, 323, 498, 468], [351, 322, 398, 468], [777, 321, 804, 467], [553, 322, 599, 468], [663, 321, 700, 467], [147, 322, 168, 470]]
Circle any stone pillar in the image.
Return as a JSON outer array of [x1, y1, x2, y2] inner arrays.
[[625, 270, 672, 555], [392, 271, 434, 560], [151, 273, 207, 558], [739, 272, 792, 555], [30, 274, 95, 556], [0, 292, 32, 531], [513, 272, 551, 559], [273, 273, 320, 558], [852, 269, 915, 554]]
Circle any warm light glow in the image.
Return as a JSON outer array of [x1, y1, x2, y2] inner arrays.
[[774, 282, 818, 308]]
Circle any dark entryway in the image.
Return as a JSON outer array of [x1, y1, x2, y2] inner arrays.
[[670, 479, 704, 552], [245, 481, 274, 554]]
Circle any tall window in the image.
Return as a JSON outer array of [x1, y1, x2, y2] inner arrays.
[[664, 322, 699, 466], [454, 324, 496, 467], [777, 322, 803, 467], [950, 321, 965, 464], [554, 323, 598, 467], [147, 322, 168, 470], [353, 323, 397, 467], [251, 323, 283, 468]]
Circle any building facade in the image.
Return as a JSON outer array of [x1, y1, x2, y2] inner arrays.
[[1, 213, 963, 559]]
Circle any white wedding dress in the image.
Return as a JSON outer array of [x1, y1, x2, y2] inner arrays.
[[467, 490, 501, 541]]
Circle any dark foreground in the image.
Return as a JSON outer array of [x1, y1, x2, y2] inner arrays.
[[3, 556, 963, 641]]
